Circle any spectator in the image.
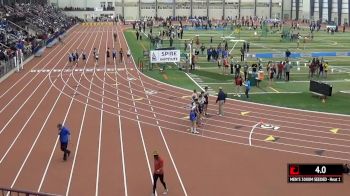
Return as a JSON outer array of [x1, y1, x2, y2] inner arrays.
[[243, 62, 249, 81], [216, 87, 226, 116], [234, 74, 243, 97], [285, 61, 292, 81], [244, 79, 251, 99]]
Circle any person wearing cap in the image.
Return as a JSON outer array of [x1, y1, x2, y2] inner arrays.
[[216, 87, 226, 116], [57, 123, 71, 161], [152, 151, 168, 195]]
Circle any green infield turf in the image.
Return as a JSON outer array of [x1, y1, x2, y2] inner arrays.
[[124, 26, 350, 115]]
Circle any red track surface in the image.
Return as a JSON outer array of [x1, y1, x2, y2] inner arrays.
[[0, 24, 350, 196]]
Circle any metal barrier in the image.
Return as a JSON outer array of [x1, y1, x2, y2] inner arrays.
[[0, 187, 61, 196], [0, 58, 16, 78]]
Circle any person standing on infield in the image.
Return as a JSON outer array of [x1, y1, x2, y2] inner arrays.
[[152, 151, 168, 195], [58, 124, 71, 161], [216, 87, 226, 116]]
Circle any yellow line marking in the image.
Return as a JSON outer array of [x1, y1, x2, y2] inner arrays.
[[241, 111, 250, 116], [265, 135, 276, 142], [330, 128, 339, 134], [181, 116, 189, 120], [181, 95, 192, 99]]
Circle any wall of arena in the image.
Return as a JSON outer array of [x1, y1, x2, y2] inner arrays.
[[52, 0, 349, 24]]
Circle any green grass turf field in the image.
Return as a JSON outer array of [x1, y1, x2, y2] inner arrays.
[[124, 24, 350, 114]]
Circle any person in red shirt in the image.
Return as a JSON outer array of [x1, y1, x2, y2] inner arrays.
[[152, 151, 168, 195]]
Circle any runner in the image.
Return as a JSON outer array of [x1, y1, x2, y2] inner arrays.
[[75, 49, 79, 65], [71, 51, 76, 65], [68, 53, 72, 66], [126, 49, 131, 63], [152, 151, 168, 195], [95, 50, 99, 66], [112, 48, 117, 61], [119, 48, 124, 63], [82, 50, 86, 62], [189, 106, 199, 134], [203, 86, 209, 116], [113, 32, 117, 42], [106, 47, 110, 64]]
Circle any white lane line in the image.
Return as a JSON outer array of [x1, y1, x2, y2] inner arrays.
[[8, 68, 72, 190], [44, 72, 350, 139], [95, 26, 108, 196], [121, 26, 188, 195], [0, 30, 83, 112], [0, 67, 68, 164], [37, 26, 99, 192], [49, 64, 350, 142], [0, 29, 88, 135], [65, 26, 104, 196], [48, 81, 350, 161], [0, 25, 79, 99], [249, 122, 262, 146], [61, 56, 350, 129], [112, 26, 128, 196], [116, 25, 156, 194]]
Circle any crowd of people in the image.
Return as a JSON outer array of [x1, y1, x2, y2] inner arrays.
[[0, 3, 77, 75]]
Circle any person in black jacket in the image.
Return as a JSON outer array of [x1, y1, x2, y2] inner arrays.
[[216, 87, 226, 116]]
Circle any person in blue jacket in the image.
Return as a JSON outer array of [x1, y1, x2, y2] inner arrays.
[[58, 124, 71, 161]]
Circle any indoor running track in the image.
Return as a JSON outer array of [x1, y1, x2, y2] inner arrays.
[[0, 24, 350, 196]]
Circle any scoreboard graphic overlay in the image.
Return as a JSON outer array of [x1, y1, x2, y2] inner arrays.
[[288, 164, 343, 183]]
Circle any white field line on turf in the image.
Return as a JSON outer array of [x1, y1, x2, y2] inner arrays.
[[52, 69, 350, 140], [55, 54, 350, 134], [46, 29, 350, 160], [88, 66, 348, 128], [185, 72, 205, 91], [122, 26, 188, 196], [117, 25, 156, 195], [127, 65, 350, 120], [126, 55, 350, 120], [111, 24, 350, 168], [37, 26, 100, 192], [43, 79, 350, 149], [95, 26, 109, 196], [66, 25, 103, 195], [0, 29, 88, 135], [112, 26, 128, 196], [63, 47, 350, 127], [0, 25, 79, 99], [249, 122, 262, 146], [48, 80, 350, 161], [65, 26, 104, 196]]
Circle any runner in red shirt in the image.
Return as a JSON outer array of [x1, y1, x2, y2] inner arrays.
[[152, 151, 168, 195]]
